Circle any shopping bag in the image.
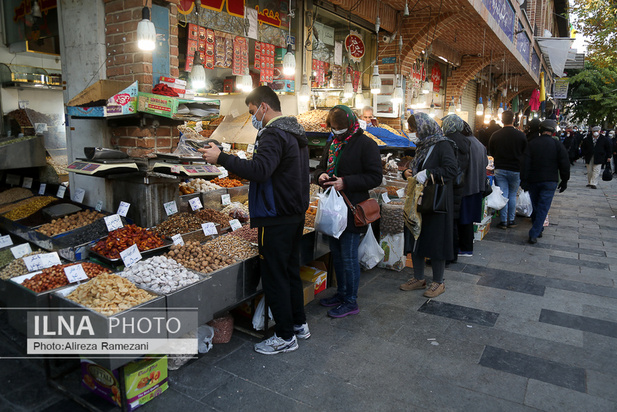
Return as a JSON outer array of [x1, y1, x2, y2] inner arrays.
[[602, 163, 613, 181], [314, 187, 348, 239], [485, 184, 508, 210], [358, 225, 384, 270], [516, 190, 533, 217], [252, 296, 274, 331]]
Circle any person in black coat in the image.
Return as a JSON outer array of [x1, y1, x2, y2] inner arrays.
[[581, 125, 612, 188], [399, 112, 458, 298], [610, 130, 617, 174], [313, 105, 382, 318]]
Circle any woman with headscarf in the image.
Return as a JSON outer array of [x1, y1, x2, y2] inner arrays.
[[313, 105, 382, 318], [441, 114, 471, 262], [399, 112, 458, 298]]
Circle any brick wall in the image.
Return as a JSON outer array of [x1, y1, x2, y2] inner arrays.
[[110, 125, 180, 157]]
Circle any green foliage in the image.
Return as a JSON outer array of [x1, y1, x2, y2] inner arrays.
[[565, 61, 617, 125], [570, 0, 617, 67]]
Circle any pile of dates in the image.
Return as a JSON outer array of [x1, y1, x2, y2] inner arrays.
[[91, 224, 165, 259]]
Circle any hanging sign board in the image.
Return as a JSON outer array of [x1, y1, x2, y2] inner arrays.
[[431, 63, 442, 92], [345, 31, 365, 63], [553, 78, 569, 99]]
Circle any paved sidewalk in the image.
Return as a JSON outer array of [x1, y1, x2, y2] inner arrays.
[[1, 160, 617, 411]]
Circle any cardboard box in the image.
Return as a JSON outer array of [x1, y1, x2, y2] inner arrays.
[[159, 76, 186, 97], [81, 356, 168, 410], [302, 280, 315, 305], [67, 80, 138, 117], [137, 93, 182, 118], [473, 222, 490, 241], [300, 261, 327, 295]]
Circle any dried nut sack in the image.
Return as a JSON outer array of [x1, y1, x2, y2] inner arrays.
[[119, 256, 202, 294], [66, 273, 155, 316]]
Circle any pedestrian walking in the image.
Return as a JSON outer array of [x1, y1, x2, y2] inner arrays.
[[580, 126, 612, 189]]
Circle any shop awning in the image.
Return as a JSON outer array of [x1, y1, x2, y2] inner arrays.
[[536, 37, 575, 77]]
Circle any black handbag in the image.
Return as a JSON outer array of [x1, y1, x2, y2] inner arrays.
[[482, 176, 493, 198], [417, 176, 448, 214], [603, 163, 613, 181]]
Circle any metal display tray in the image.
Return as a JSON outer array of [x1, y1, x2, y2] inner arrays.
[[87, 238, 173, 267]]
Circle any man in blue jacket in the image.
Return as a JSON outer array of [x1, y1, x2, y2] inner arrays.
[[200, 86, 310, 355]]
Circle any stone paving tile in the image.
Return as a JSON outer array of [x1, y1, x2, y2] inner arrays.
[[586, 369, 617, 403], [549, 255, 610, 270], [494, 314, 584, 347], [417, 300, 499, 326], [539, 309, 617, 338], [524, 379, 617, 412], [582, 303, 617, 322], [139, 388, 215, 411]]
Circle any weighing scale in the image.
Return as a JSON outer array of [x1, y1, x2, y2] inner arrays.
[[67, 158, 140, 176], [152, 153, 221, 177]]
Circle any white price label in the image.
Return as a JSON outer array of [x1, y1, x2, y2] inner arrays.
[[247, 144, 255, 154], [237, 151, 247, 159], [381, 192, 391, 204], [24, 252, 61, 272], [171, 234, 185, 246], [229, 219, 242, 231], [358, 119, 367, 130], [217, 167, 228, 178], [11, 243, 32, 259], [64, 264, 89, 283], [222, 143, 231, 152], [117, 201, 130, 217], [230, 109, 240, 118], [396, 188, 406, 198], [201, 222, 217, 236], [221, 194, 231, 205], [104, 214, 124, 232], [120, 244, 142, 268], [95, 200, 103, 212], [0, 235, 13, 249], [189, 197, 203, 211], [171, 165, 182, 173], [56, 185, 67, 198], [38, 183, 47, 195], [6, 174, 20, 186], [23, 177, 33, 189], [164, 201, 178, 216], [73, 188, 86, 203]]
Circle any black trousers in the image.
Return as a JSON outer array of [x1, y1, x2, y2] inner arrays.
[[258, 220, 306, 340], [458, 223, 475, 252]]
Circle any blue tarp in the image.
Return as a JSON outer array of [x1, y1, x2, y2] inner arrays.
[[367, 126, 415, 148]]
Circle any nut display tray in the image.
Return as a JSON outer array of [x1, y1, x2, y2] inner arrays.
[[87, 238, 173, 267]]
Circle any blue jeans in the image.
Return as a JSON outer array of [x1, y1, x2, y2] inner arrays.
[[328, 232, 361, 304], [528, 181, 557, 239], [494, 169, 520, 223]]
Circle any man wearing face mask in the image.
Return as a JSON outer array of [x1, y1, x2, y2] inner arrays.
[[581, 126, 612, 189], [200, 86, 310, 355]]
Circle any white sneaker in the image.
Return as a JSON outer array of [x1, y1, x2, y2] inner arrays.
[[254, 334, 298, 355], [293, 323, 311, 339]]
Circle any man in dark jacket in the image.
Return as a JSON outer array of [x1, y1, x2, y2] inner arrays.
[[610, 130, 617, 174], [478, 119, 501, 149], [200, 86, 310, 355], [488, 110, 527, 229], [581, 125, 612, 189], [521, 120, 570, 244]]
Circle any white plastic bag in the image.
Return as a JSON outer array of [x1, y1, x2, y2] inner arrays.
[[252, 296, 274, 331], [314, 187, 347, 239], [485, 184, 508, 210], [358, 225, 384, 270], [516, 190, 533, 217], [197, 325, 215, 353], [377, 232, 406, 271]]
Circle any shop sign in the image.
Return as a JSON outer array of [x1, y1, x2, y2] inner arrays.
[[553, 78, 569, 99], [516, 20, 531, 64], [314, 22, 335, 46], [482, 0, 515, 40], [178, 0, 245, 18], [431, 63, 442, 92], [255, 5, 281, 28], [345, 31, 365, 63], [382, 57, 396, 64], [411, 62, 425, 89]]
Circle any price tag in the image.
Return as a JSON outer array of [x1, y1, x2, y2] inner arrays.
[[221, 194, 231, 205], [64, 264, 89, 283], [189, 197, 203, 211], [23, 177, 33, 189], [38, 183, 47, 195], [56, 185, 66, 198], [120, 244, 142, 268], [171, 234, 185, 246], [201, 222, 217, 236], [396, 188, 405, 198], [104, 214, 124, 232], [6, 174, 20, 186], [164, 200, 178, 216], [359, 119, 367, 130], [237, 151, 247, 159], [11, 243, 32, 259], [195, 121, 203, 132], [0, 235, 13, 249], [217, 167, 228, 178], [73, 188, 86, 203], [171, 165, 182, 173], [229, 219, 242, 231], [24, 252, 61, 272], [117, 201, 130, 217], [247, 144, 255, 154], [222, 143, 231, 152], [230, 109, 240, 118], [381, 192, 391, 204], [95, 200, 103, 212]]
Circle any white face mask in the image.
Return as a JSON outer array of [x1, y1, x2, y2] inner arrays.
[[593, 132, 599, 137], [332, 128, 348, 135], [409, 132, 420, 145]]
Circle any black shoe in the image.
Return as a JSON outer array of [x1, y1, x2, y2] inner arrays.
[[538, 232, 543, 238], [507, 221, 517, 228], [497, 222, 508, 230], [528, 237, 537, 244], [591, 185, 597, 189], [586, 184, 591, 187]]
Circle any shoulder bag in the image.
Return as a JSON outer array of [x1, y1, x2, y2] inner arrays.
[[417, 175, 448, 214], [340, 192, 381, 227]]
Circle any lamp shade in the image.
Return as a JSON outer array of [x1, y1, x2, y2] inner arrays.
[[370, 66, 381, 94], [476, 97, 484, 116], [343, 76, 354, 98], [421, 80, 432, 94], [282, 44, 295, 76], [137, 7, 156, 51], [189, 51, 206, 90], [392, 86, 404, 104]]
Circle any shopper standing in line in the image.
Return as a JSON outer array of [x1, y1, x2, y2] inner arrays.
[[399, 112, 458, 298], [200, 86, 310, 355], [314, 105, 382, 318], [520, 119, 570, 244], [488, 110, 527, 229], [609, 130, 617, 174], [581, 125, 612, 189]]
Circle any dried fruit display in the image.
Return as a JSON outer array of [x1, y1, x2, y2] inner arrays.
[[119, 256, 202, 294], [228, 225, 258, 243], [204, 235, 258, 260], [210, 177, 243, 187], [153, 212, 205, 237], [166, 241, 235, 274], [364, 131, 386, 146], [295, 110, 330, 132], [91, 225, 165, 259], [36, 210, 105, 237], [195, 208, 232, 227], [1, 196, 56, 220], [21, 262, 111, 293], [185, 178, 221, 193]]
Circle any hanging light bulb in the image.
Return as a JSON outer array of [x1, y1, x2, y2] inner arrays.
[[375, 16, 381, 33], [32, 0, 42, 18], [189, 51, 207, 90], [403, 1, 410, 16], [370, 66, 381, 94], [456, 97, 462, 112], [421, 79, 433, 94], [497, 102, 504, 117], [137, 6, 156, 51], [476, 97, 484, 116], [448, 97, 456, 114], [282, 44, 296, 76], [239, 74, 253, 92], [299, 75, 311, 102], [392, 85, 404, 104], [343, 72, 354, 98]]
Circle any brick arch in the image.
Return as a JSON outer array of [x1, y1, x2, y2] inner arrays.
[[444, 55, 495, 102], [506, 86, 536, 107]]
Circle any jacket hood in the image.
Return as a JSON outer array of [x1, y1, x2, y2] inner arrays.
[[265, 116, 308, 147]]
